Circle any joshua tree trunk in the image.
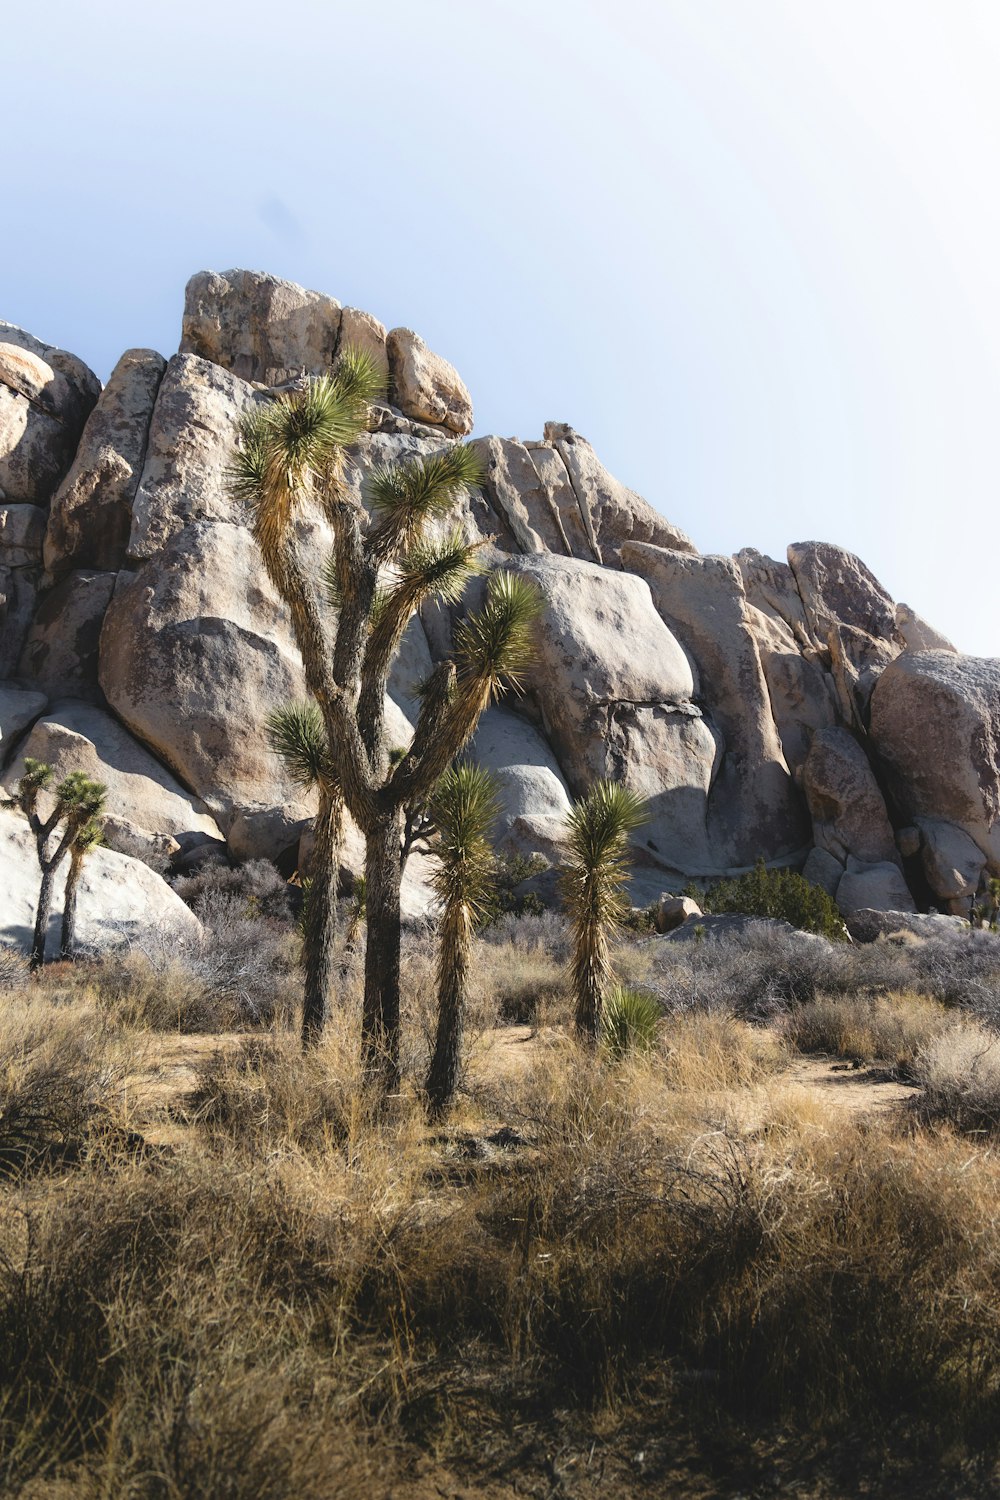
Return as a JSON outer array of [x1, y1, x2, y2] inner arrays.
[[302, 785, 342, 1047], [573, 894, 608, 1041], [60, 848, 84, 960], [31, 864, 57, 971], [361, 809, 403, 1092], [425, 902, 471, 1119]]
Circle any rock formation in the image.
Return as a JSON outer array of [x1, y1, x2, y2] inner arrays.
[[1, 266, 996, 948]]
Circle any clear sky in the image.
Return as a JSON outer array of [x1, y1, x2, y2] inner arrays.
[[6, 0, 999, 653]]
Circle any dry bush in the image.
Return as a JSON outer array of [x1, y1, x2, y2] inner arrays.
[[915, 1021, 1000, 1132], [94, 918, 300, 1033], [787, 992, 951, 1071], [0, 996, 130, 1176], [188, 1031, 360, 1152], [172, 857, 297, 923], [0, 947, 30, 993], [658, 1011, 788, 1091]]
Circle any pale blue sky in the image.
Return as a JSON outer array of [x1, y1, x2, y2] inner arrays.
[[7, 0, 1000, 651]]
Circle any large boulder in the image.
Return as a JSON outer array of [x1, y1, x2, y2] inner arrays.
[[0, 807, 201, 958], [127, 354, 264, 560], [895, 602, 956, 654], [0, 326, 100, 506], [511, 552, 720, 873], [180, 269, 342, 385], [802, 726, 899, 867], [621, 542, 806, 864], [466, 705, 572, 861], [0, 683, 47, 757], [1, 504, 46, 566], [869, 651, 1000, 871], [100, 519, 317, 826], [17, 570, 116, 700], [386, 328, 473, 435], [44, 348, 167, 575], [916, 818, 987, 903], [836, 861, 916, 916], [543, 424, 697, 564], [3, 701, 223, 859]]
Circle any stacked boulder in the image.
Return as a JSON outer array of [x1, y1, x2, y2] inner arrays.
[[1, 266, 998, 950]]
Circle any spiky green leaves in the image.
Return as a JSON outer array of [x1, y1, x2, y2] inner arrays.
[[365, 444, 484, 566], [266, 703, 336, 790], [429, 763, 500, 917], [228, 349, 384, 561], [454, 570, 542, 700], [561, 781, 648, 1040], [563, 782, 648, 889]]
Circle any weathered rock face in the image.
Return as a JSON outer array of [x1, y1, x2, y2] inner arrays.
[[0, 683, 48, 752], [44, 348, 166, 575], [0, 807, 201, 958], [621, 543, 806, 865], [18, 570, 116, 701], [511, 552, 721, 872], [180, 269, 343, 385], [386, 327, 473, 436], [2, 266, 989, 926], [870, 652, 1000, 870], [100, 520, 316, 826], [802, 727, 899, 867], [128, 354, 264, 561], [835, 861, 916, 916], [0, 326, 100, 506], [467, 705, 572, 861], [4, 702, 223, 858]]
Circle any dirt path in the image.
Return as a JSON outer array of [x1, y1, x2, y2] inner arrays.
[[783, 1054, 919, 1115]]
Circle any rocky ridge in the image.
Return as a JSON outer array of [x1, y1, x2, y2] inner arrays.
[[1, 267, 996, 947]]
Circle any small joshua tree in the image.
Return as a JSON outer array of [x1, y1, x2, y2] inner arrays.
[[61, 812, 105, 959], [560, 781, 648, 1039], [424, 763, 500, 1119], [230, 363, 539, 1086], [7, 760, 107, 968]]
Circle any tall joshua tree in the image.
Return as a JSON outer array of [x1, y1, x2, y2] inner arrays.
[[230, 364, 540, 1084], [7, 760, 108, 969], [424, 763, 500, 1119], [61, 811, 106, 959], [561, 781, 648, 1039]]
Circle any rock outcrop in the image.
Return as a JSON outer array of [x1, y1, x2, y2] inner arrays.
[[1, 265, 993, 941]]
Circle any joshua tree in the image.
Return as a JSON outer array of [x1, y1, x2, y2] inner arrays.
[[560, 781, 648, 1039], [7, 760, 108, 968], [61, 812, 105, 959], [230, 365, 540, 1083], [424, 763, 500, 1119]]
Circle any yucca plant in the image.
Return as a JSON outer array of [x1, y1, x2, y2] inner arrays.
[[230, 361, 540, 1084], [600, 985, 661, 1061], [560, 781, 648, 1039], [424, 764, 500, 1119], [6, 761, 107, 968], [60, 812, 105, 960]]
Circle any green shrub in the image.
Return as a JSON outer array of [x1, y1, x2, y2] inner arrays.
[[702, 860, 846, 941], [479, 853, 548, 928], [600, 985, 661, 1060]]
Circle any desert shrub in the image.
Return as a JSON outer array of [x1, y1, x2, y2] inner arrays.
[[173, 858, 296, 924], [0, 999, 125, 1175], [702, 860, 847, 940], [600, 985, 660, 1060], [658, 1011, 789, 1090], [915, 1021, 1000, 1132], [479, 852, 549, 927], [479, 908, 572, 960], [639, 921, 841, 1019], [0, 946, 29, 993], [189, 1035, 355, 1151], [96, 918, 299, 1032], [787, 992, 951, 1071]]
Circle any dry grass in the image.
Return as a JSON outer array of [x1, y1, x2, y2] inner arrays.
[[786, 991, 952, 1072], [9, 923, 1000, 1494], [915, 1020, 1000, 1133]]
